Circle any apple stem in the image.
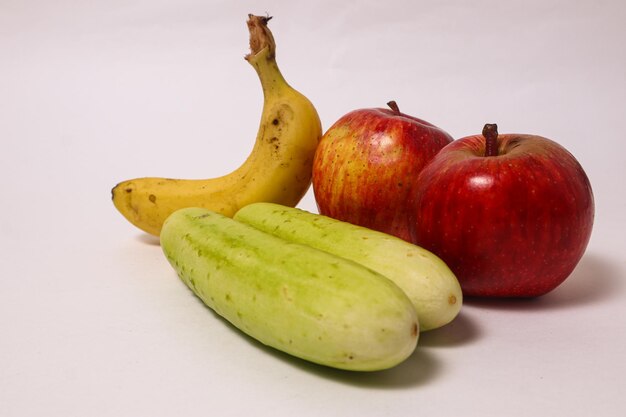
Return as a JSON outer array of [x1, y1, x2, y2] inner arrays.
[[483, 123, 499, 157], [387, 101, 401, 114]]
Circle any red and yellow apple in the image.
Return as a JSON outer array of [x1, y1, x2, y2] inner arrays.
[[409, 124, 594, 297], [312, 102, 453, 241]]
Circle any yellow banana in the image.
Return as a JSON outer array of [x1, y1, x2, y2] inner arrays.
[[111, 15, 322, 236]]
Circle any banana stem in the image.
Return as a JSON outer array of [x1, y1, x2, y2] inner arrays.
[[246, 14, 275, 59], [245, 14, 288, 95]]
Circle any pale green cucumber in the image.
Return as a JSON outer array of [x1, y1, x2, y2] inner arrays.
[[234, 202, 462, 331], [160, 207, 418, 371]]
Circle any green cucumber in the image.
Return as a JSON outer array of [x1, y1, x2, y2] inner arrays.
[[234, 202, 462, 331], [160, 207, 418, 371]]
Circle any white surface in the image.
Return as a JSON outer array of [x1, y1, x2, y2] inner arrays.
[[1, 0, 625, 416]]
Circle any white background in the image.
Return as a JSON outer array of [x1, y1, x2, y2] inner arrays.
[[1, 0, 625, 416]]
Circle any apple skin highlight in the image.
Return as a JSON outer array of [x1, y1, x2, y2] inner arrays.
[[312, 102, 453, 241], [409, 129, 594, 298]]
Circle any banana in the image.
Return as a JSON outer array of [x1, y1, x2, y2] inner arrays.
[[111, 15, 322, 236]]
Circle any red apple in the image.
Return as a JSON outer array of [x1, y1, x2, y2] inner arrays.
[[312, 101, 453, 241], [408, 124, 594, 297]]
